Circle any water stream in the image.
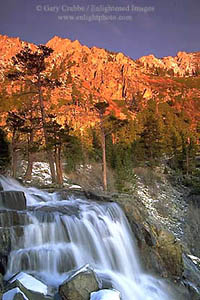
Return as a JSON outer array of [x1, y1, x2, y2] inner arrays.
[[0, 177, 172, 299]]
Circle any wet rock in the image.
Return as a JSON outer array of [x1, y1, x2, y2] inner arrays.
[[2, 287, 28, 300], [181, 281, 200, 300], [59, 264, 99, 300], [132, 224, 183, 278], [187, 190, 200, 207], [55, 190, 85, 201], [0, 228, 11, 256], [0, 192, 26, 211], [182, 254, 200, 299], [112, 193, 184, 278], [163, 279, 192, 300], [54, 293, 62, 300], [0, 253, 8, 275], [0, 224, 24, 262], [84, 191, 111, 203], [3, 272, 53, 300], [155, 228, 183, 277], [0, 273, 4, 299], [0, 210, 27, 227]]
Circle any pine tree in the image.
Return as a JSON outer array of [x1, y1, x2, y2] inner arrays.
[[94, 101, 109, 191], [45, 115, 71, 186], [136, 101, 165, 165], [6, 112, 25, 177], [93, 102, 128, 191], [6, 45, 61, 183]]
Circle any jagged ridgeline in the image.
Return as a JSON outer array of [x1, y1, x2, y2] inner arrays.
[[0, 34, 199, 188]]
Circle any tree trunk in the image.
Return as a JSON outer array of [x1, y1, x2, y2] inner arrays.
[[55, 146, 63, 186], [12, 149, 17, 178], [100, 126, 107, 192], [186, 147, 189, 176], [11, 132, 17, 178], [24, 153, 34, 181], [37, 78, 57, 183], [24, 131, 34, 181], [58, 147, 63, 185], [156, 101, 159, 114]]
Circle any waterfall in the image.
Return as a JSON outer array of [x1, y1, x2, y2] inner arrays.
[[1, 177, 171, 300]]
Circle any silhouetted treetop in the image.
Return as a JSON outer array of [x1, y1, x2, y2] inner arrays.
[[6, 45, 61, 90]]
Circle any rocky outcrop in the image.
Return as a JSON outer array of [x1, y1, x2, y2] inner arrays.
[[59, 265, 99, 300], [105, 192, 200, 299], [3, 272, 53, 300], [115, 195, 183, 277], [0, 191, 27, 278], [0, 273, 3, 299], [154, 228, 183, 277], [182, 254, 200, 299], [0, 209, 27, 278], [187, 190, 200, 206], [0, 34, 199, 130], [0, 191, 26, 211], [138, 51, 200, 76]]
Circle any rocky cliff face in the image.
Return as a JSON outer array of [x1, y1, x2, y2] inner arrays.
[[0, 34, 200, 126], [138, 51, 200, 77]]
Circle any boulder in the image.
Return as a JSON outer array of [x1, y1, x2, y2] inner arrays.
[[59, 265, 99, 300], [0, 191, 26, 211], [2, 287, 28, 300], [3, 272, 53, 300]]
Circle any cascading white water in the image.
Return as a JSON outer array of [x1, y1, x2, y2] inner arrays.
[[1, 177, 172, 300]]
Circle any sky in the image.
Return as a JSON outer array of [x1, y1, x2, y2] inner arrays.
[[0, 0, 199, 60]]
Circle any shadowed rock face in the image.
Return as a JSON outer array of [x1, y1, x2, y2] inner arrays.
[[155, 229, 183, 277], [0, 190, 27, 279], [0, 212, 26, 277], [0, 191, 26, 211], [120, 200, 183, 278]]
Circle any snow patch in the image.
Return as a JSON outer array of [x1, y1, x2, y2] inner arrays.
[[2, 287, 29, 300], [90, 289, 120, 300], [188, 254, 200, 266], [9, 272, 48, 295], [135, 175, 188, 240], [20, 160, 69, 186]]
